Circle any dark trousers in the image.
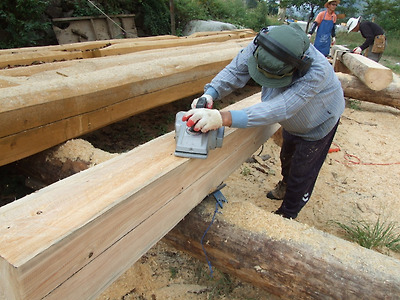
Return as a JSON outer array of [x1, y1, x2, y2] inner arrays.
[[278, 121, 339, 218]]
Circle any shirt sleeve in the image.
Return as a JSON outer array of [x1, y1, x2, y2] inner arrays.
[[314, 11, 325, 24], [204, 40, 254, 100], [359, 22, 375, 50]]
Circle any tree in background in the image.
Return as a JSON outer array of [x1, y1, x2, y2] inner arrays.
[[364, 0, 399, 32], [0, 0, 51, 48]]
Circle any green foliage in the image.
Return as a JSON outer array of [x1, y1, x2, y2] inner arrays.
[[364, 0, 400, 32], [141, 0, 171, 35], [241, 166, 251, 176], [174, 0, 274, 33], [0, 0, 51, 48], [332, 218, 400, 253]]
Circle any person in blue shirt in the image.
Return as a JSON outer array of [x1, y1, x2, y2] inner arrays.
[[182, 23, 345, 219]]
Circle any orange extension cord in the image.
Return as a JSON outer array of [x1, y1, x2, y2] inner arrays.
[[329, 142, 400, 166]]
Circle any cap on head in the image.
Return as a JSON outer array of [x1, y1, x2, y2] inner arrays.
[[324, 0, 339, 8], [346, 17, 361, 33], [248, 23, 310, 88]]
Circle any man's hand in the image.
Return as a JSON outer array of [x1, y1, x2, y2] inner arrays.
[[331, 37, 336, 46], [352, 46, 362, 54], [307, 33, 312, 40], [191, 94, 213, 109], [182, 108, 222, 132]]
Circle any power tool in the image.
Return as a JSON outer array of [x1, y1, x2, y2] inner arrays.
[[174, 97, 225, 159]]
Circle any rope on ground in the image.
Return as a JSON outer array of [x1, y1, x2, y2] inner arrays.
[[329, 142, 400, 166]]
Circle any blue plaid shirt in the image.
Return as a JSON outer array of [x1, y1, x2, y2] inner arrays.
[[205, 40, 345, 141]]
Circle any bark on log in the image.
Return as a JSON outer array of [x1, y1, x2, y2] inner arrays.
[[164, 199, 400, 299], [337, 72, 400, 110], [332, 45, 393, 91]]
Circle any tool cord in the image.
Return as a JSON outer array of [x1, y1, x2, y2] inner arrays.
[[200, 200, 222, 277]]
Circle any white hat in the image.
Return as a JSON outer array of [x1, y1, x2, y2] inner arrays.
[[346, 17, 360, 33]]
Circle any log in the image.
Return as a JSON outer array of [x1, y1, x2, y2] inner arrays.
[[331, 45, 393, 91], [0, 30, 255, 68], [0, 38, 252, 167], [337, 72, 400, 110], [164, 199, 400, 299], [0, 94, 280, 300]]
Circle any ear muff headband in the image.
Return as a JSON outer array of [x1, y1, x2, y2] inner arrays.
[[255, 31, 312, 77]]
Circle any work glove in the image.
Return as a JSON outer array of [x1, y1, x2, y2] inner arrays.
[[191, 94, 213, 109], [331, 37, 336, 46], [182, 108, 222, 133], [352, 47, 362, 54]]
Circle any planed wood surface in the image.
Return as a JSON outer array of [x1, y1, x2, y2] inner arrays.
[[0, 30, 255, 68], [0, 38, 253, 167], [165, 200, 400, 299], [0, 94, 280, 300]]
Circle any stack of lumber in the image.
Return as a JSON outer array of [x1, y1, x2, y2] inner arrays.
[[0, 29, 256, 167], [0, 94, 280, 300]]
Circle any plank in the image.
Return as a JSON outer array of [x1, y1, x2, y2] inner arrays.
[[95, 30, 255, 57], [0, 39, 252, 166], [0, 30, 255, 68], [0, 74, 215, 166], [0, 93, 280, 300], [331, 45, 393, 91], [165, 200, 400, 299]]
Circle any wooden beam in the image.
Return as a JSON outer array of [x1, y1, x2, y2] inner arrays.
[[164, 200, 400, 299], [0, 30, 255, 68], [95, 30, 255, 57], [331, 45, 393, 91], [337, 72, 400, 110], [0, 75, 215, 166], [0, 39, 252, 167], [0, 94, 280, 300]]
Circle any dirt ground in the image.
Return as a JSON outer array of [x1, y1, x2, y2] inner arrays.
[[88, 85, 400, 299], [1, 84, 399, 299]]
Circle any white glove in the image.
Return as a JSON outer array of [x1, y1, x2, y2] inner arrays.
[[182, 108, 222, 132], [331, 37, 336, 46], [191, 94, 213, 109], [307, 34, 312, 39], [352, 46, 362, 54]]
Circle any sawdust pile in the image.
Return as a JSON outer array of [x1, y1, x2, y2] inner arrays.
[[50, 139, 119, 167]]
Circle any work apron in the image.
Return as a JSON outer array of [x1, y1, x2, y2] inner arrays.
[[314, 11, 334, 56]]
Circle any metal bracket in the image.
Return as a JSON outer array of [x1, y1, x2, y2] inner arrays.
[[210, 183, 228, 208]]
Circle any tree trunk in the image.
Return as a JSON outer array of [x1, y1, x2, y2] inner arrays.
[[164, 199, 400, 299], [337, 72, 400, 110]]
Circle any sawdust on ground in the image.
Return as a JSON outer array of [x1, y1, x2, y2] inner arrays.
[[85, 84, 400, 300]]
